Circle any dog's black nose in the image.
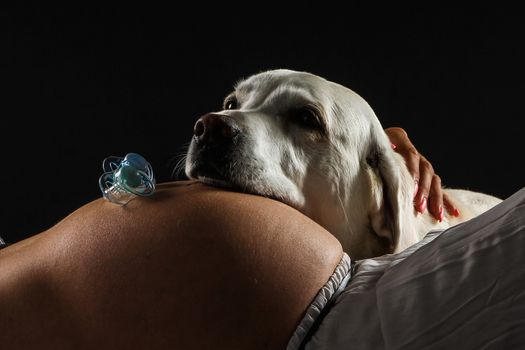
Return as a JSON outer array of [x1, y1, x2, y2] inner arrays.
[[193, 113, 240, 145]]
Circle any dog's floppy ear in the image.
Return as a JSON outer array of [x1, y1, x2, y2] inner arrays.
[[366, 133, 419, 253]]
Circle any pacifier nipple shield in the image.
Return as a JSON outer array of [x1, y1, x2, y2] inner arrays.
[[99, 153, 156, 205]]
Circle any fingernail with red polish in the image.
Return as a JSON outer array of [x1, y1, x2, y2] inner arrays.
[[438, 206, 444, 222], [391, 143, 397, 149], [419, 197, 427, 213], [453, 208, 461, 217]]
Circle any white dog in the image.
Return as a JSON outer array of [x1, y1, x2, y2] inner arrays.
[[185, 69, 501, 259]]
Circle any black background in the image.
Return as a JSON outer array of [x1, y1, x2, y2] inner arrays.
[[2, 5, 524, 243]]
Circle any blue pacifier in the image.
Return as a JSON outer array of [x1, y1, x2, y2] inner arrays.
[[98, 153, 156, 205]]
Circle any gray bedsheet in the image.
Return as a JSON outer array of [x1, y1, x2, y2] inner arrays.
[[306, 187, 525, 350]]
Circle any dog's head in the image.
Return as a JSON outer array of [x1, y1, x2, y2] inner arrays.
[[185, 69, 418, 259]]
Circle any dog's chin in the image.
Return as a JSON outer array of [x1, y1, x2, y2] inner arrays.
[[196, 175, 233, 189], [187, 161, 231, 187], [190, 168, 301, 210]]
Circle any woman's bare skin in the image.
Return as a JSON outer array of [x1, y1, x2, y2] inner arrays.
[[0, 181, 342, 350]]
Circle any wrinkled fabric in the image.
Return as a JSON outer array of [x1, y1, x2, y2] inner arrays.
[[287, 253, 352, 350], [305, 187, 525, 350]]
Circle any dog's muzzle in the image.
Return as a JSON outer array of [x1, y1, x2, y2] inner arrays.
[[193, 113, 240, 146], [186, 113, 242, 184]]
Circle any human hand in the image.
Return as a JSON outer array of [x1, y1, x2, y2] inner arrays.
[[385, 127, 460, 221]]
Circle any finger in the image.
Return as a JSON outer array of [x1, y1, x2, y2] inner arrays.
[[399, 145, 421, 187], [385, 127, 412, 156], [443, 192, 461, 217], [414, 156, 434, 214], [427, 174, 444, 221], [385, 128, 420, 191]]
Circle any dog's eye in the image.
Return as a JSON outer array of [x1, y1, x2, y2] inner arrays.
[[293, 107, 321, 130], [224, 98, 238, 110]]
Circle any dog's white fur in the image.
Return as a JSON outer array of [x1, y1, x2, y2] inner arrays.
[[186, 69, 501, 259]]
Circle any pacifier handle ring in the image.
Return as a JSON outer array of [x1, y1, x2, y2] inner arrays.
[[99, 153, 156, 205]]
